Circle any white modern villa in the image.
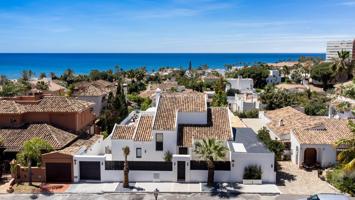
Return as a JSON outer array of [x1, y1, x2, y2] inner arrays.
[[71, 90, 276, 183]]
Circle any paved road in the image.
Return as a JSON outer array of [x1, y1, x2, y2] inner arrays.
[[0, 193, 310, 200]]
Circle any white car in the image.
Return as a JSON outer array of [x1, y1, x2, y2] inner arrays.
[[301, 194, 349, 200]]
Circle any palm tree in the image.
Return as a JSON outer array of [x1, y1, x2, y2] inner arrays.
[[332, 50, 352, 83], [194, 138, 228, 186], [122, 146, 130, 188], [336, 121, 355, 173], [16, 138, 52, 185], [50, 72, 57, 80]]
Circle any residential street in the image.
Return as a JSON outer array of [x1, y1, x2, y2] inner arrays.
[[0, 193, 312, 200]]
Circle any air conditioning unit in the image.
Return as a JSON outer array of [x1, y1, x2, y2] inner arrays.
[[153, 173, 160, 182]]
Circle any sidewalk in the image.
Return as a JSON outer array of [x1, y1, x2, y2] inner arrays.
[[66, 182, 280, 194]]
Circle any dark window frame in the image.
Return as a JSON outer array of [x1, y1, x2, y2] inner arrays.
[[136, 148, 142, 158], [156, 133, 163, 151]]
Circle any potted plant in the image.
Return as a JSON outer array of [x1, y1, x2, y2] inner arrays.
[[243, 165, 262, 185]]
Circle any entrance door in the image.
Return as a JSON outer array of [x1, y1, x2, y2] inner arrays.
[[177, 161, 186, 181], [304, 148, 317, 166], [79, 161, 101, 181]]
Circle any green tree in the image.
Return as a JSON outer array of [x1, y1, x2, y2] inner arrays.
[[50, 72, 57, 80], [0, 75, 8, 85], [260, 85, 297, 110], [16, 138, 53, 185], [332, 50, 352, 83], [304, 99, 328, 116], [310, 62, 335, 90], [336, 121, 355, 173], [62, 68, 75, 84], [257, 127, 285, 160], [122, 146, 130, 188], [194, 138, 228, 186], [35, 81, 49, 91], [39, 72, 46, 79]]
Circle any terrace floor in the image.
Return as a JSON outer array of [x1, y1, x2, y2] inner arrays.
[[276, 161, 338, 195]]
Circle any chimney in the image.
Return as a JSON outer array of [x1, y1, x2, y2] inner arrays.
[[279, 119, 284, 127], [155, 88, 161, 106], [123, 83, 128, 102]]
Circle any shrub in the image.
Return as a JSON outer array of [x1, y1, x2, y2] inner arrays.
[[326, 168, 355, 196], [163, 151, 172, 162], [243, 165, 262, 179], [226, 88, 240, 96], [235, 109, 259, 118]]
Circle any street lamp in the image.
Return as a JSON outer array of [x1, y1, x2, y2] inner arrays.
[[153, 188, 159, 200]]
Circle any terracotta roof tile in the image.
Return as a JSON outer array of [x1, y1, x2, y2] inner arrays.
[[58, 134, 103, 155], [26, 96, 94, 113], [0, 124, 77, 152], [178, 107, 232, 147], [0, 100, 26, 114], [134, 115, 154, 141], [293, 119, 353, 144], [264, 106, 323, 138], [153, 93, 206, 130], [111, 125, 135, 140]]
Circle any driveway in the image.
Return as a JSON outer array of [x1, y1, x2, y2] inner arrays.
[[277, 161, 338, 195]]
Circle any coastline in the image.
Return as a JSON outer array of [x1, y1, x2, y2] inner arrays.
[[0, 53, 325, 79]]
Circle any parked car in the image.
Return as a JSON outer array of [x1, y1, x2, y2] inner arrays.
[[300, 194, 349, 200]]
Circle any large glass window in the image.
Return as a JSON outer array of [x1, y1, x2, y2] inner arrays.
[[156, 133, 163, 151]]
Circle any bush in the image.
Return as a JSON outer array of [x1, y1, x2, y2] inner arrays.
[[243, 165, 262, 179], [163, 151, 173, 162], [326, 168, 355, 196], [235, 109, 259, 118], [304, 100, 328, 116], [226, 88, 240, 96], [257, 127, 285, 160]]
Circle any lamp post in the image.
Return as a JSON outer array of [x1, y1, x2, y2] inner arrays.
[[153, 188, 159, 200]]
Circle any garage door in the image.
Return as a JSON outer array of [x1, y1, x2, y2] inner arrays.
[[46, 163, 72, 182], [79, 161, 101, 180]]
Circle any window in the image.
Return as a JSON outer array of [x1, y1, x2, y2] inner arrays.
[[156, 133, 163, 151], [136, 148, 142, 158]]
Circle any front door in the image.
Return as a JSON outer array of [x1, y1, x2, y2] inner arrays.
[[177, 161, 185, 181]]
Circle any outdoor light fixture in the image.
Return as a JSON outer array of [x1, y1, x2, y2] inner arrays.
[[153, 188, 159, 200]]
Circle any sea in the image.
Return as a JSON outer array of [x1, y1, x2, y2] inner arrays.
[[0, 53, 325, 79]]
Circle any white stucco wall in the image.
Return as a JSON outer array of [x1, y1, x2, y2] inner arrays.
[[227, 78, 254, 91], [290, 132, 337, 168], [111, 130, 177, 161], [230, 152, 276, 183], [77, 96, 103, 116]]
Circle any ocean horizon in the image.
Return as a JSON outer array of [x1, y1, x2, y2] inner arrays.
[[0, 53, 325, 79]]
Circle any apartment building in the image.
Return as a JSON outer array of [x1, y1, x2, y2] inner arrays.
[[326, 39, 355, 61]]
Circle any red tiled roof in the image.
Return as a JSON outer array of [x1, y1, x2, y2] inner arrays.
[[0, 124, 77, 152], [178, 107, 232, 147]]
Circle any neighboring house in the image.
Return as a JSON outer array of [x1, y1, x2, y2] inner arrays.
[[201, 74, 221, 84], [290, 119, 352, 168], [260, 106, 352, 168], [226, 77, 254, 93], [70, 92, 276, 183], [228, 93, 259, 113], [0, 124, 77, 160], [41, 134, 103, 183], [73, 80, 116, 116], [0, 96, 96, 134], [29, 78, 66, 95], [329, 97, 355, 119], [266, 70, 281, 84]]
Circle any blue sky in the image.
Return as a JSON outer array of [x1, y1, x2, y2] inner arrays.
[[0, 0, 354, 53]]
